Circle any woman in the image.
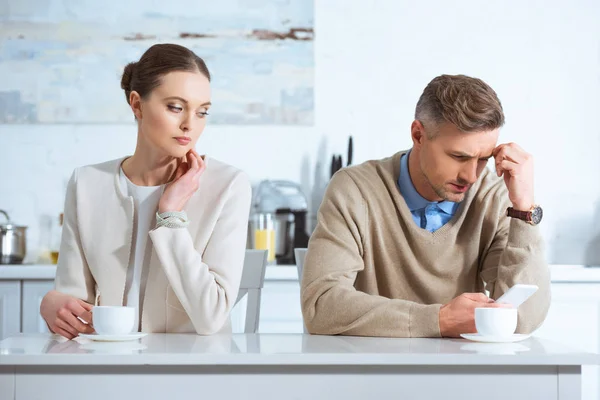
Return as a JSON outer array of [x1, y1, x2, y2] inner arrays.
[[40, 43, 252, 338]]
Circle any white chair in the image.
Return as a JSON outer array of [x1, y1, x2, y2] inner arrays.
[[294, 248, 308, 333], [294, 248, 307, 283], [235, 249, 268, 333]]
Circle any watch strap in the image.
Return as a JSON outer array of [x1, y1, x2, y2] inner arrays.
[[506, 207, 532, 223]]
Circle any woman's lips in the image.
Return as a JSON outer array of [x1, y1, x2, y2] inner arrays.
[[174, 137, 191, 145]]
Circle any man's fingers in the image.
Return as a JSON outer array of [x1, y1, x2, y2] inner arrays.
[[496, 159, 519, 177], [463, 293, 492, 303], [476, 302, 513, 309], [487, 302, 514, 309], [494, 143, 526, 164]]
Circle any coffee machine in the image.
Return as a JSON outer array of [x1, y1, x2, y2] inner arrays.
[[274, 208, 310, 264], [249, 180, 309, 264]]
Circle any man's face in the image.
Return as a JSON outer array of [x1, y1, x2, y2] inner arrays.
[[413, 121, 499, 202]]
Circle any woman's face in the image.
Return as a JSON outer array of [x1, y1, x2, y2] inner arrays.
[[131, 70, 211, 158]]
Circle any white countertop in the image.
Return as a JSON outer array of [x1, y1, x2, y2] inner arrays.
[[1, 264, 600, 283], [0, 333, 596, 366]]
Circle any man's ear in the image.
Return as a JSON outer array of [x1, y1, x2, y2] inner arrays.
[[411, 120, 426, 147], [129, 91, 143, 120]]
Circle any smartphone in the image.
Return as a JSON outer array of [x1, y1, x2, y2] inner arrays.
[[496, 284, 539, 308]]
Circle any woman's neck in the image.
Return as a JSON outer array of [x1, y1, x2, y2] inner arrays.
[[121, 141, 179, 186]]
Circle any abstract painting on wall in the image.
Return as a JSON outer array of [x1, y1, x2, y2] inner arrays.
[[0, 0, 314, 125]]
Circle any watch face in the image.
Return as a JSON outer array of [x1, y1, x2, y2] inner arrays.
[[531, 206, 543, 225]]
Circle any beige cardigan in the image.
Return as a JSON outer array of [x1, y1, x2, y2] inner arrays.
[[54, 156, 252, 334], [301, 151, 551, 337]]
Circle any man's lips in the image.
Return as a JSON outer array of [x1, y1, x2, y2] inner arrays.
[[449, 183, 469, 193]]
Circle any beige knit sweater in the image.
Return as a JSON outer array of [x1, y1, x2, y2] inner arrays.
[[301, 151, 551, 337]]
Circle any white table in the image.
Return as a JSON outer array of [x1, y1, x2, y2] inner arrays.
[[0, 333, 597, 400]]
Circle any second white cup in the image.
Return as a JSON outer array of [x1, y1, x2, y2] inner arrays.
[[474, 307, 518, 337]]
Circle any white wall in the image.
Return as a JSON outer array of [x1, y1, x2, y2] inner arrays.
[[1, 0, 599, 264]]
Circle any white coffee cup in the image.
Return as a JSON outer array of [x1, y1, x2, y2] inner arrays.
[[92, 306, 136, 335], [474, 307, 518, 337]]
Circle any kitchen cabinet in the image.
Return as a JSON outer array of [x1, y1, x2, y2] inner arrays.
[[535, 283, 600, 400], [1, 265, 600, 399], [21, 280, 54, 334], [259, 280, 303, 333], [0, 265, 307, 338], [0, 281, 21, 339]]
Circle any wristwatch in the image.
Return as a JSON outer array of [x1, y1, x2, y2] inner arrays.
[[506, 205, 543, 225]]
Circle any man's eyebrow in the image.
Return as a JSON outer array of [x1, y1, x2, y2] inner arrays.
[[451, 151, 492, 160]]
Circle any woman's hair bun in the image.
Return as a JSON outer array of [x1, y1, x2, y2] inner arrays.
[[121, 62, 137, 91]]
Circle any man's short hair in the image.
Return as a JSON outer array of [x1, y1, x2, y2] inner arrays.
[[415, 74, 505, 137]]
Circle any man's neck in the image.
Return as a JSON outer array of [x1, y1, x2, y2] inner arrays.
[[406, 149, 443, 202]]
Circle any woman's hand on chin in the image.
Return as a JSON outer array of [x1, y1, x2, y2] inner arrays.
[[158, 149, 205, 213]]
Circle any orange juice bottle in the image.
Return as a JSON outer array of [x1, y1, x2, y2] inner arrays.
[[252, 213, 275, 262], [50, 213, 63, 265]]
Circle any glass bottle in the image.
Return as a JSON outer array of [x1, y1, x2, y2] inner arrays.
[[50, 213, 63, 264]]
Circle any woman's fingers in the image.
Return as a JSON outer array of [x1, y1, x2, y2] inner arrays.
[[173, 160, 188, 181], [58, 306, 92, 334], [189, 150, 200, 172], [65, 310, 94, 333], [72, 299, 94, 325], [192, 150, 206, 176], [55, 319, 79, 339], [53, 326, 75, 340]]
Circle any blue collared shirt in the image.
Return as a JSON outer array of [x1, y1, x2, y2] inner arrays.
[[398, 151, 460, 232]]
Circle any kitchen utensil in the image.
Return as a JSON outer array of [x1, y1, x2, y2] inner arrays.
[[347, 136, 353, 166], [0, 210, 27, 264], [274, 208, 310, 264], [250, 180, 308, 264], [330, 155, 336, 178]]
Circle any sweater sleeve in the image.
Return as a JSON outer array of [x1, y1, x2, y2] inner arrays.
[[148, 171, 252, 335], [479, 200, 551, 334], [54, 169, 97, 304], [301, 170, 441, 338]]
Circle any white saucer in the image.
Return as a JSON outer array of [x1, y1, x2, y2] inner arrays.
[[80, 341, 147, 354], [460, 342, 530, 355], [79, 333, 147, 342], [460, 333, 531, 343]]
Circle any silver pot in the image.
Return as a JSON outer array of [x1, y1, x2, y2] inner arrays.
[[0, 210, 27, 264]]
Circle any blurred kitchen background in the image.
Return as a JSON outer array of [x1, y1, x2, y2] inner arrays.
[[1, 0, 599, 267], [2, 2, 600, 397]]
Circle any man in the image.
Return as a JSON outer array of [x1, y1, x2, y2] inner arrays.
[[301, 74, 550, 338]]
